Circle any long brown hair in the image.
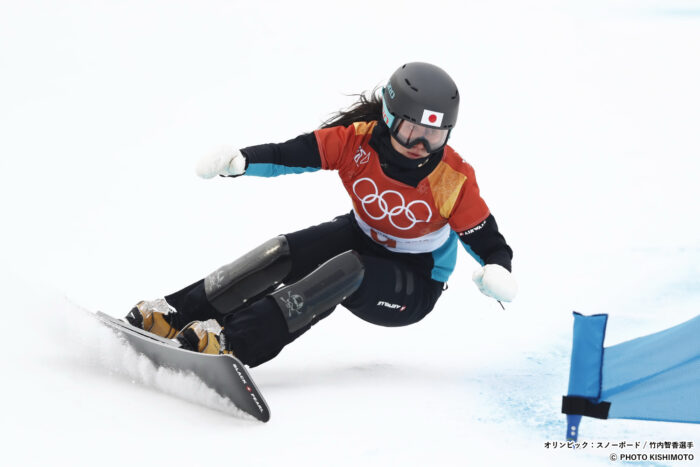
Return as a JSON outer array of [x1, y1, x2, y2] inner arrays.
[[319, 86, 383, 129]]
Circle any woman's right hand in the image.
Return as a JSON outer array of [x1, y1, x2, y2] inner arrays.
[[195, 146, 247, 179]]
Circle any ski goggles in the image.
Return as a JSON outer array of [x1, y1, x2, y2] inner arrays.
[[382, 98, 450, 153], [391, 119, 450, 153]]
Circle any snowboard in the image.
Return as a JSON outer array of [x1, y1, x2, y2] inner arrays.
[[93, 311, 270, 422]]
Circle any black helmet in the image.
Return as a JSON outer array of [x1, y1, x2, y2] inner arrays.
[[381, 62, 459, 152]]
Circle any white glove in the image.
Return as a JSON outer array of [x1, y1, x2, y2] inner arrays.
[[195, 146, 246, 179], [472, 264, 518, 302]]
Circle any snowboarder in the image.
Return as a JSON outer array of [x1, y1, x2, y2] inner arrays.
[[127, 62, 517, 366]]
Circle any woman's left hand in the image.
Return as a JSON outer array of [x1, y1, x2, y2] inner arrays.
[[472, 264, 517, 302]]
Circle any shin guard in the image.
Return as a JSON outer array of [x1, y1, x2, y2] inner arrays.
[[270, 251, 364, 333], [204, 236, 292, 314]]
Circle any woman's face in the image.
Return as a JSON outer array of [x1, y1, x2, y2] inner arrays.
[[389, 135, 430, 160]]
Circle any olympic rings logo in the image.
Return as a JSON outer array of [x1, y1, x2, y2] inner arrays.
[[352, 177, 432, 231]]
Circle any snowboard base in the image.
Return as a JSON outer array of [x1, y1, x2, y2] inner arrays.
[[93, 311, 270, 422]]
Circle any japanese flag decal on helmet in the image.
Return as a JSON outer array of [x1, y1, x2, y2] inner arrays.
[[420, 109, 444, 127]]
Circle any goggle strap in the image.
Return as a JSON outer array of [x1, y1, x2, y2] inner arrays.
[[382, 98, 397, 131]]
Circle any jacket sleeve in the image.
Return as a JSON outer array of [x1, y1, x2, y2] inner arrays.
[[238, 123, 362, 178], [445, 161, 513, 271], [239, 133, 322, 177], [457, 214, 513, 272]]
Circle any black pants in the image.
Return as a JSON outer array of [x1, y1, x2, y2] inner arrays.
[[165, 213, 444, 367]]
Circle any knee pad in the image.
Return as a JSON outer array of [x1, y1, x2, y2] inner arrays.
[[204, 236, 292, 314], [270, 250, 364, 333]]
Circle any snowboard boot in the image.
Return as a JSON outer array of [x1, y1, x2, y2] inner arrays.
[[176, 319, 232, 355], [125, 298, 179, 339]]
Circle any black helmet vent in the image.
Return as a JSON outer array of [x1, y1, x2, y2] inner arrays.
[[404, 79, 419, 92]]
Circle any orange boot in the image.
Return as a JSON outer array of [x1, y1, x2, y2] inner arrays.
[[175, 319, 232, 355], [125, 299, 179, 339]]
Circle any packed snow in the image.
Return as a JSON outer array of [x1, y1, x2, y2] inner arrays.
[[1, 1, 698, 466]]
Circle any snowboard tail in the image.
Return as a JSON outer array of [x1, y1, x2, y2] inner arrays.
[[94, 311, 270, 422]]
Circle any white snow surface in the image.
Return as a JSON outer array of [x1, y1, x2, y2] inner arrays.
[[1, 1, 699, 466]]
